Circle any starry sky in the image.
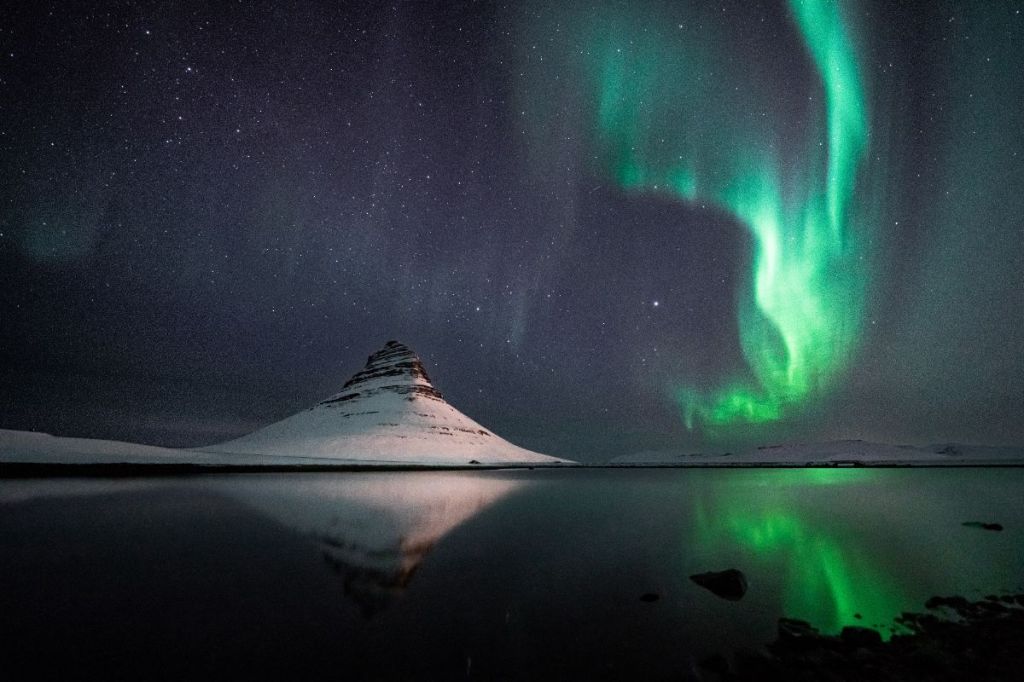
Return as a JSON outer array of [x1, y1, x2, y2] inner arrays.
[[2, 1, 1022, 461]]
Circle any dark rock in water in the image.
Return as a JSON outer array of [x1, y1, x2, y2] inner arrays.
[[468, 460, 480, 465], [777, 617, 819, 643], [690, 568, 748, 601], [639, 592, 660, 602], [719, 593, 1024, 680], [963, 521, 1003, 531], [925, 595, 971, 612], [681, 590, 1024, 680], [840, 626, 882, 647]]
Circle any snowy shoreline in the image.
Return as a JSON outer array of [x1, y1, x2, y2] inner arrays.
[[2, 429, 1021, 472]]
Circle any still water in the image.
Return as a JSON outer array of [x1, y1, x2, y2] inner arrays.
[[1, 468, 1021, 680]]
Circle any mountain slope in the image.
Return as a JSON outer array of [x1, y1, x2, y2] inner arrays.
[[201, 341, 567, 465]]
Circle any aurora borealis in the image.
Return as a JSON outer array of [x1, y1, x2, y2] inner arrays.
[[1, 1, 1022, 459], [581, 0, 873, 431]]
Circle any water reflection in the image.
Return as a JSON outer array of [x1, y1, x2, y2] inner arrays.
[[1, 468, 1021, 679], [0, 478, 165, 504], [692, 469, 905, 637], [224, 473, 524, 615]]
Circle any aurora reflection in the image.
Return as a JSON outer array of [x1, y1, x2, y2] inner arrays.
[[693, 469, 905, 637]]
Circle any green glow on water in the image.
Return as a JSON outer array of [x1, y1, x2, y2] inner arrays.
[[583, 0, 872, 432], [724, 510, 897, 636], [692, 471, 903, 638]]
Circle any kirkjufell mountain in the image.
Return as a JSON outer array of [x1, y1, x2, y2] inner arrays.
[[203, 340, 568, 465]]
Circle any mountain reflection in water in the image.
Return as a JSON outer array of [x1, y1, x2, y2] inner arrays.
[[224, 473, 525, 616], [1, 469, 1022, 680]]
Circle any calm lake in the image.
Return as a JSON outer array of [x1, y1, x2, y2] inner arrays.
[[1, 468, 1022, 680]]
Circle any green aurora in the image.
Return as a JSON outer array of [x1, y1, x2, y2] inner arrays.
[[584, 0, 873, 434]]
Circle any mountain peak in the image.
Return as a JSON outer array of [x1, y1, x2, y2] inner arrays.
[[319, 340, 443, 406], [204, 340, 570, 465]]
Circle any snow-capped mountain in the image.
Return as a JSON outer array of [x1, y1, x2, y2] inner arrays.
[[201, 340, 568, 465]]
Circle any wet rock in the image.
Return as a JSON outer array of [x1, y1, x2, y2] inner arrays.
[[639, 592, 660, 602], [689, 568, 748, 601], [897, 611, 946, 637], [777, 617, 820, 643], [840, 626, 882, 648], [962, 521, 1003, 531], [721, 593, 1024, 680], [925, 595, 970, 611], [468, 460, 480, 465]]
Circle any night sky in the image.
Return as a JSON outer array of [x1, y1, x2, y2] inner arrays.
[[2, 1, 1022, 461]]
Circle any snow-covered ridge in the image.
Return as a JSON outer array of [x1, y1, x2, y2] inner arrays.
[[610, 439, 1024, 466], [0, 429, 321, 466]]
